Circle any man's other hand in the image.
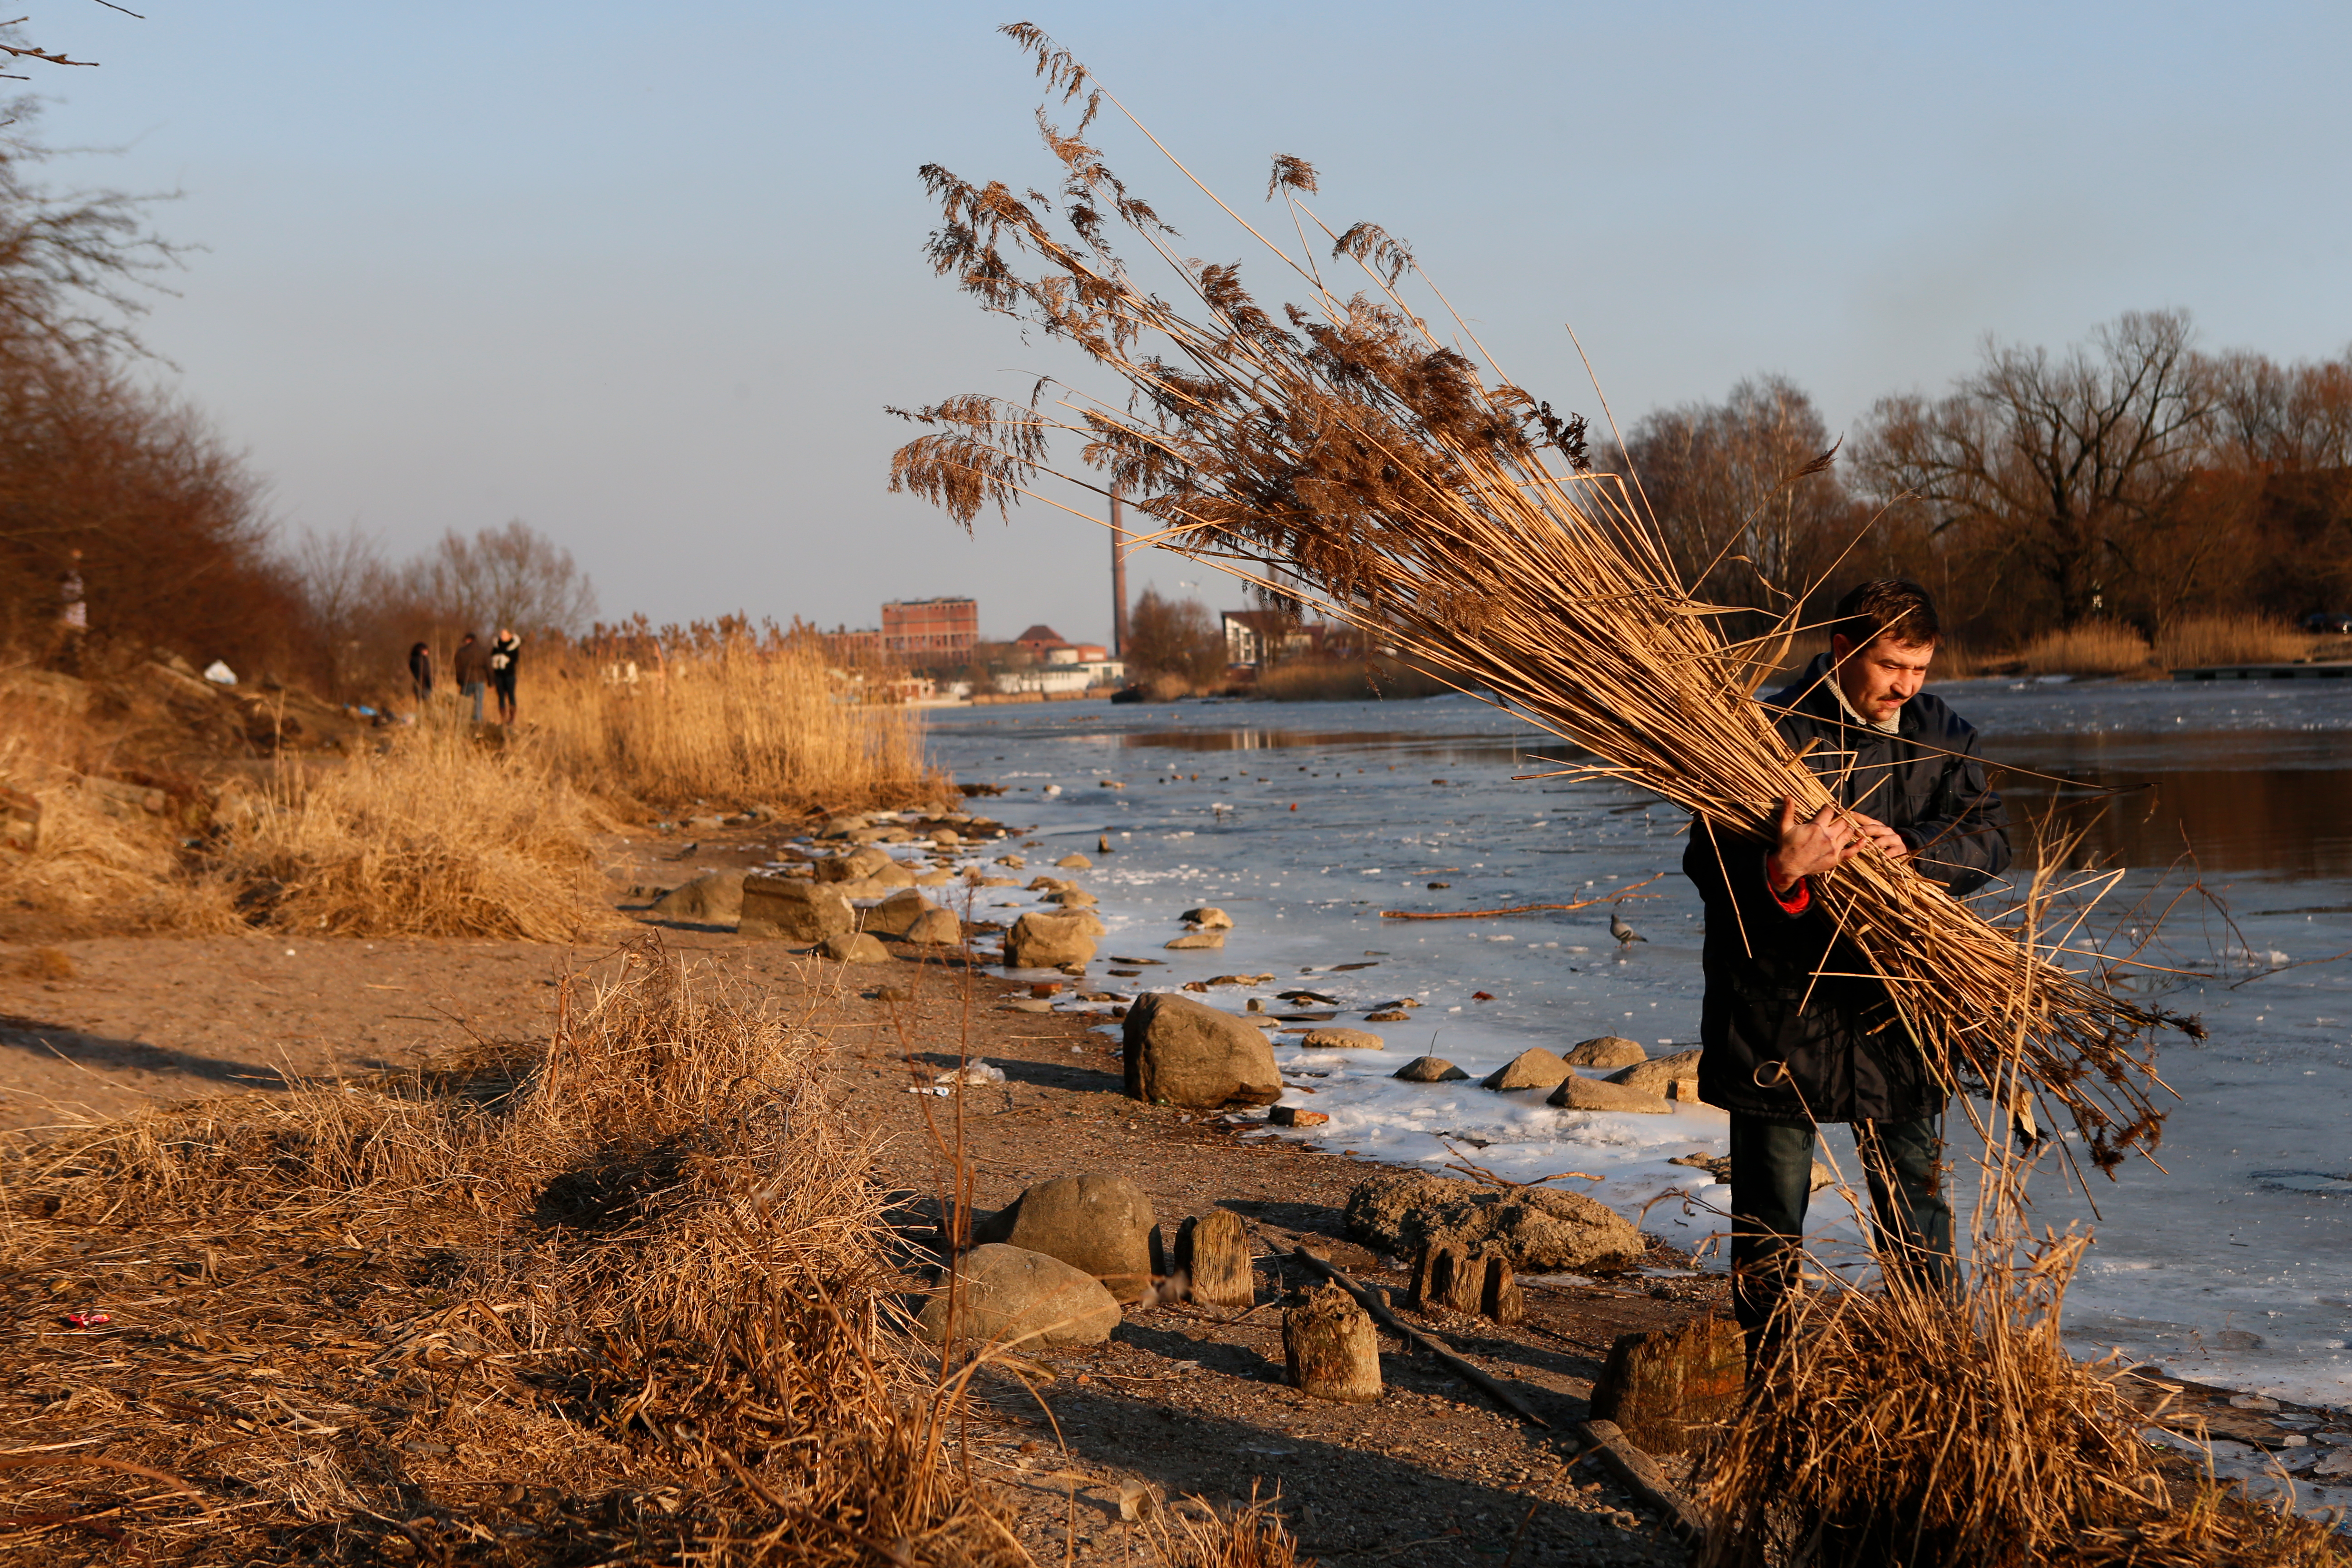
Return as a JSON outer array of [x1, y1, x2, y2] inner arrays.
[[1766, 798, 1864, 893], [1851, 813, 1911, 860]]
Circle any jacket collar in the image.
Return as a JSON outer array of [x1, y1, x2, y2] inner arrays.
[[1778, 653, 1917, 739]]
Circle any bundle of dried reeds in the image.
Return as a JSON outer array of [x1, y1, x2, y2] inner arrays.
[[889, 24, 2193, 1167], [1698, 1183, 2350, 1566]]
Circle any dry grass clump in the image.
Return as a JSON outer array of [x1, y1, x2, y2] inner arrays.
[[1700, 1227, 2350, 1567], [533, 620, 947, 814], [204, 721, 616, 942], [0, 696, 237, 934], [0, 941, 1035, 1565], [2155, 613, 2315, 669], [2013, 622, 2158, 676], [888, 25, 2191, 1169]]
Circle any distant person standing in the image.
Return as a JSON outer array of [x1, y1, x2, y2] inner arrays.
[[407, 641, 435, 705], [453, 631, 489, 723], [54, 548, 87, 675], [488, 628, 523, 725]]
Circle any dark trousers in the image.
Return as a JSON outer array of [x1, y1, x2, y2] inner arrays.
[[1728, 1111, 1954, 1369]]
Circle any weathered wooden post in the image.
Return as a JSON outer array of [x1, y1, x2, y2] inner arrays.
[[1176, 1210, 1256, 1309], [1283, 1282, 1382, 1402]]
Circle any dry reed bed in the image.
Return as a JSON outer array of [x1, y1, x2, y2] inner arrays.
[[532, 627, 947, 815], [201, 721, 618, 943], [0, 942, 1034, 1565], [888, 25, 2190, 1170]]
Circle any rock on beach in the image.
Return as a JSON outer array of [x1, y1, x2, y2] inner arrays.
[[1563, 1035, 1647, 1068], [1547, 1074, 1671, 1113], [1165, 931, 1225, 951], [1392, 1055, 1469, 1083], [820, 932, 891, 964], [1480, 1048, 1574, 1092], [972, 1174, 1157, 1300], [1180, 906, 1234, 929], [738, 875, 853, 943], [650, 870, 745, 922], [1004, 912, 1098, 970], [1122, 991, 1281, 1108], [1295, 1027, 1384, 1050], [915, 1244, 1121, 1348], [1344, 1171, 1644, 1272], [1605, 1049, 1703, 1096], [859, 888, 937, 939]]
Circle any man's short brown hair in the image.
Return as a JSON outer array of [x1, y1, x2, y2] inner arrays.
[[1831, 579, 1939, 648]]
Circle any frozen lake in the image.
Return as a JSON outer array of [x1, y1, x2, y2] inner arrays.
[[919, 676, 2352, 1435]]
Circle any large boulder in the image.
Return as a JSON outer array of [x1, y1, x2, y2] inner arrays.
[[739, 875, 854, 943], [1548, 1074, 1671, 1113], [1393, 1055, 1469, 1083], [1004, 911, 1098, 970], [915, 1244, 1121, 1347], [1122, 992, 1281, 1108], [1564, 1035, 1647, 1068], [1480, 1048, 1573, 1092], [1606, 1048, 1704, 1097], [1343, 1170, 1644, 1272], [816, 846, 894, 883], [651, 870, 746, 922], [972, 1175, 1156, 1300], [861, 888, 938, 938]]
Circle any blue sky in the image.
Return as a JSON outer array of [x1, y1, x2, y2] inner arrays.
[[32, 2, 2352, 646]]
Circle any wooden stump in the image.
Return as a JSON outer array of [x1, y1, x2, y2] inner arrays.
[[1176, 1211, 1255, 1310], [1589, 1314, 1747, 1454], [1283, 1282, 1382, 1402], [1478, 1250, 1524, 1325], [1412, 1240, 1482, 1315], [1148, 1222, 1168, 1282]]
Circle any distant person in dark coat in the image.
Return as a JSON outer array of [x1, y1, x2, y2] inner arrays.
[[1684, 578, 2011, 1371], [488, 628, 523, 725], [407, 641, 434, 705], [453, 631, 490, 724]]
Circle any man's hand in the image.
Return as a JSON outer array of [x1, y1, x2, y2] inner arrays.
[[1765, 798, 1865, 893], [1850, 813, 1911, 861]]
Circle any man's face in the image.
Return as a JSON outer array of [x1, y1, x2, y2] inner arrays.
[[1831, 632, 1933, 723]]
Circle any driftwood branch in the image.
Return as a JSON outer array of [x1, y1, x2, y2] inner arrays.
[[1574, 1418, 1707, 1546], [1286, 1247, 1548, 1428]]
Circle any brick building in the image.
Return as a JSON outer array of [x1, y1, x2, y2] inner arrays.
[[883, 597, 979, 657]]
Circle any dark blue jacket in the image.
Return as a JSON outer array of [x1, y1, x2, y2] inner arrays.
[[1684, 654, 2011, 1125]]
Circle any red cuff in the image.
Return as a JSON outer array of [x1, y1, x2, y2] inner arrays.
[[1769, 876, 1810, 914]]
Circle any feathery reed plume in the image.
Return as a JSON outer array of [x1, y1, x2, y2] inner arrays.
[[889, 23, 2195, 1169]]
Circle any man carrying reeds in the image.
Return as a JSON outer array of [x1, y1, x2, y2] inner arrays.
[[1685, 579, 2010, 1371]]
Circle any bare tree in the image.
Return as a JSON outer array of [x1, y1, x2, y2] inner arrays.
[[1620, 375, 1856, 621], [1125, 587, 1225, 686], [1856, 310, 2219, 628], [402, 519, 598, 639]]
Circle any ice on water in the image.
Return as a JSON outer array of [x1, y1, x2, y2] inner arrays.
[[918, 679, 2352, 1435]]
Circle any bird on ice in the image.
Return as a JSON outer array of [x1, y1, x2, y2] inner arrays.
[[1609, 909, 1646, 946]]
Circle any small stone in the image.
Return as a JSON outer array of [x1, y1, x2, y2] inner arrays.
[[820, 932, 892, 964], [1165, 931, 1225, 951], [995, 854, 1026, 869], [1180, 906, 1234, 929], [1548, 1074, 1671, 1113], [1393, 1056, 1469, 1083], [1045, 888, 1099, 907], [1269, 1106, 1329, 1127], [1297, 1028, 1384, 1050], [870, 986, 913, 1003], [1481, 1048, 1573, 1092], [1364, 1009, 1411, 1022], [1055, 853, 1093, 869], [650, 869, 747, 921], [1564, 1035, 1647, 1068]]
